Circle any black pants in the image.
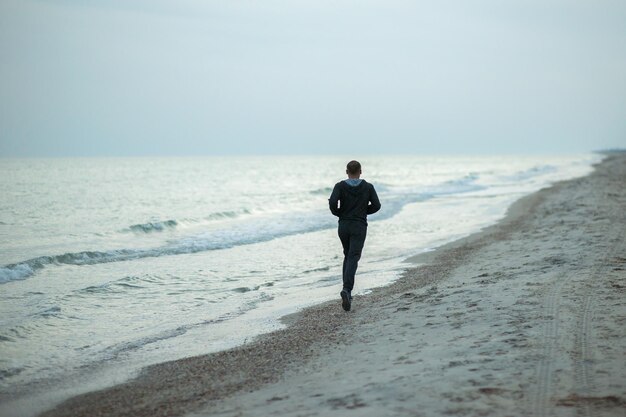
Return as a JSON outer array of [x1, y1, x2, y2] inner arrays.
[[338, 220, 367, 292]]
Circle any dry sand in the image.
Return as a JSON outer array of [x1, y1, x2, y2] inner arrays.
[[40, 154, 625, 417]]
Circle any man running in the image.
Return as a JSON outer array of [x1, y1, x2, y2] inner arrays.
[[329, 160, 381, 311]]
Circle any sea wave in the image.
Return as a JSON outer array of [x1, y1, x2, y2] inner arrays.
[[505, 165, 557, 182], [309, 186, 333, 195], [125, 210, 251, 234], [428, 172, 483, 194], [0, 173, 484, 284], [98, 290, 274, 361], [204, 209, 251, 221], [0, 251, 137, 283], [128, 220, 178, 233], [72, 275, 163, 297], [0, 263, 36, 284]]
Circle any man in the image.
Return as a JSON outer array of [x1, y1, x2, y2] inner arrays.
[[329, 160, 381, 311]]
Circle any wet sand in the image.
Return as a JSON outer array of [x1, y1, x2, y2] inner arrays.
[[40, 154, 625, 417]]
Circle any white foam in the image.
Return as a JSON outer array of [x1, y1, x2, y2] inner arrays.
[[0, 264, 34, 284]]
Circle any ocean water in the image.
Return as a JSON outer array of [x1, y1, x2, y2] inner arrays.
[[0, 154, 599, 412]]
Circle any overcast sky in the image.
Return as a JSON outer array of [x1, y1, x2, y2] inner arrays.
[[1, 0, 624, 156]]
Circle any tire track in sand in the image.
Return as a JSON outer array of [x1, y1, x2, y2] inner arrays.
[[574, 271, 601, 417], [531, 218, 624, 416], [573, 227, 625, 417], [531, 247, 621, 417], [530, 271, 569, 417]]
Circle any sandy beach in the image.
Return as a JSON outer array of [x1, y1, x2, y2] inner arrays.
[[39, 153, 625, 417]]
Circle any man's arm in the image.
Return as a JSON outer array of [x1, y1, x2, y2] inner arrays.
[[367, 184, 381, 214], [328, 183, 341, 217]]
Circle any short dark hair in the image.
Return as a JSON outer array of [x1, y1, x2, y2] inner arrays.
[[346, 160, 361, 175]]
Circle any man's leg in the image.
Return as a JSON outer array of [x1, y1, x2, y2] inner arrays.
[[342, 222, 367, 292], [338, 222, 351, 291], [338, 222, 355, 311]]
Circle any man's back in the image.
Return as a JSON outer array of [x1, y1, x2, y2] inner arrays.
[[328, 179, 381, 223]]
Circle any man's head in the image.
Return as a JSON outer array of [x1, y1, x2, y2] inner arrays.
[[346, 160, 362, 178]]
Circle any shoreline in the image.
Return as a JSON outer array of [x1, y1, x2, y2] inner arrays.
[[31, 153, 626, 416]]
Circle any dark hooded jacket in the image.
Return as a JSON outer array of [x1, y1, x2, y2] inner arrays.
[[328, 179, 381, 224]]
